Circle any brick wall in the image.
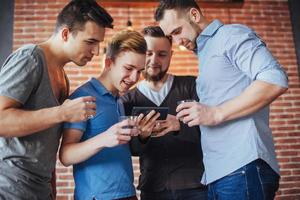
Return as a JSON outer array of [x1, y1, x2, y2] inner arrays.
[[13, 0, 300, 199]]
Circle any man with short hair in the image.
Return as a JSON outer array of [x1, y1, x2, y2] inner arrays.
[[59, 30, 154, 200], [0, 0, 113, 199], [155, 0, 288, 199], [121, 26, 207, 200]]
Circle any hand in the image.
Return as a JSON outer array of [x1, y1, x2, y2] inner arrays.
[[176, 101, 223, 126], [137, 110, 160, 139], [98, 120, 138, 148], [59, 96, 96, 122], [151, 114, 180, 137]]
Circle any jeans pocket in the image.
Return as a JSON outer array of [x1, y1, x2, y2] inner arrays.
[[210, 169, 247, 200], [256, 162, 280, 184], [256, 162, 280, 200]]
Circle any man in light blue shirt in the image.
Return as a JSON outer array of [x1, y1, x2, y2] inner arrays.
[[155, 0, 288, 200]]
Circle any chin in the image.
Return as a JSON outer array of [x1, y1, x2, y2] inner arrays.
[[73, 60, 87, 66]]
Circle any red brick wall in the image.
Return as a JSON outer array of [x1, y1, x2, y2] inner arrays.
[[13, 0, 300, 199]]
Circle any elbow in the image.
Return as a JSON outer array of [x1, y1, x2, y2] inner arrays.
[[59, 157, 72, 167], [280, 86, 288, 95], [59, 151, 72, 167], [274, 85, 288, 98]]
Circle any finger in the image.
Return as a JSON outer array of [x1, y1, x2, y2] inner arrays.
[[144, 114, 159, 130], [144, 110, 157, 122], [156, 119, 165, 123], [82, 96, 96, 102], [118, 133, 131, 139], [187, 119, 199, 127], [176, 109, 189, 120], [118, 119, 132, 129], [147, 113, 160, 125], [151, 129, 167, 137], [85, 102, 96, 110], [119, 140, 130, 145], [137, 113, 144, 122], [182, 114, 194, 124], [131, 128, 140, 136], [140, 111, 159, 128], [86, 109, 96, 116], [85, 112, 96, 120]]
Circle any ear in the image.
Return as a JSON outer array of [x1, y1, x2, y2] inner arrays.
[[170, 50, 174, 58], [189, 8, 201, 23], [61, 27, 71, 42], [104, 57, 113, 71]]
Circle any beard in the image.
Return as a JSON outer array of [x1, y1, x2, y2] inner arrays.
[[189, 20, 202, 51], [143, 66, 168, 82]]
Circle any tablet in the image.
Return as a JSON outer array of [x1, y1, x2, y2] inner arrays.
[[132, 106, 169, 120]]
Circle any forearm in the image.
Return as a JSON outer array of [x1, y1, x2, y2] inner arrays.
[[217, 80, 287, 123], [0, 106, 63, 137], [59, 135, 105, 166]]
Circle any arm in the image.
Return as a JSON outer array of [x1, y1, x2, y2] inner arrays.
[[177, 30, 288, 126], [59, 120, 135, 166], [177, 80, 286, 126], [0, 95, 96, 137], [216, 80, 287, 123]]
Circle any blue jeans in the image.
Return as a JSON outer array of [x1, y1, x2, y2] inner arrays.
[[208, 159, 280, 200], [141, 187, 208, 200]]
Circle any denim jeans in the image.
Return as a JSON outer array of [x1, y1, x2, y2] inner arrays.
[[141, 187, 208, 200], [208, 159, 280, 200]]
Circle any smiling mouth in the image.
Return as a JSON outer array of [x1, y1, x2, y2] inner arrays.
[[148, 64, 161, 69], [122, 80, 133, 87], [84, 57, 93, 62]]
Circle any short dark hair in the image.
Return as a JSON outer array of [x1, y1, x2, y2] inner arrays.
[[106, 30, 147, 61], [142, 26, 172, 46], [55, 0, 113, 34], [155, 0, 200, 21]]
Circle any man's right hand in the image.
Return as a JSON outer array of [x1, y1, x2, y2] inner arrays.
[[97, 120, 138, 148], [59, 96, 96, 122]]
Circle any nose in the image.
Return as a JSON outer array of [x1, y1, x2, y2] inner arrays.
[[147, 53, 159, 66], [91, 44, 100, 56], [129, 71, 139, 83], [173, 36, 182, 46]]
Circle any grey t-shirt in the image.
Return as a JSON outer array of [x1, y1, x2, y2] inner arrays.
[[0, 44, 62, 199]]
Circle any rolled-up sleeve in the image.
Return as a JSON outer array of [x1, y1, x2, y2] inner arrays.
[[225, 27, 288, 88]]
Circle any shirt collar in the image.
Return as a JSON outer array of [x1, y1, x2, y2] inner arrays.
[[90, 77, 110, 96], [195, 19, 223, 52], [202, 19, 223, 36]]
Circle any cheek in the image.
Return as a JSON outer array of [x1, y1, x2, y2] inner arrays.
[[146, 58, 152, 65]]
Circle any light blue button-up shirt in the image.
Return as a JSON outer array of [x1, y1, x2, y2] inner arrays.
[[196, 20, 288, 184]]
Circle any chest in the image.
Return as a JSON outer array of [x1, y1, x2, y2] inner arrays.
[[197, 49, 251, 105], [47, 67, 68, 103]]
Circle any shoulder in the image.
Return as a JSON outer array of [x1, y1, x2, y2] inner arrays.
[[1, 44, 43, 73], [174, 75, 197, 84], [220, 23, 253, 36], [221, 24, 261, 46], [120, 87, 139, 103], [12, 44, 42, 63], [69, 81, 94, 100]]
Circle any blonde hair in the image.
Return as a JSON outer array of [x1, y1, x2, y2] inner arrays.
[[106, 30, 147, 61]]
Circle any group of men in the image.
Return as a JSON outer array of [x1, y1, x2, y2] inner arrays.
[[0, 0, 288, 200]]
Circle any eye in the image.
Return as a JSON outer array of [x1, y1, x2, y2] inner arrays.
[[146, 51, 153, 56], [86, 41, 95, 45], [172, 27, 182, 36], [124, 66, 132, 71], [159, 52, 167, 57]]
